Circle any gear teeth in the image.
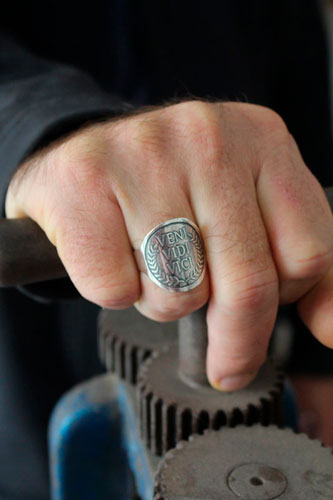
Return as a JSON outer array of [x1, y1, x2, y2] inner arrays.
[[139, 389, 284, 456], [180, 408, 192, 440], [138, 346, 284, 456], [153, 425, 333, 500], [98, 308, 177, 385], [155, 423, 333, 457], [103, 335, 151, 385], [101, 329, 152, 384]]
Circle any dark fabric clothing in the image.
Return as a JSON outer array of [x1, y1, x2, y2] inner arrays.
[[0, 1, 332, 498]]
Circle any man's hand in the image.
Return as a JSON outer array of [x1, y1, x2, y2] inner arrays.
[[6, 101, 333, 390]]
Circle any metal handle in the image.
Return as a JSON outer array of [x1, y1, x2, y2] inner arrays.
[[178, 306, 209, 386], [1, 187, 333, 287], [0, 218, 66, 286]]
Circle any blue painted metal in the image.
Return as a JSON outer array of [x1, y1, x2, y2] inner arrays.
[[117, 381, 154, 500], [49, 374, 299, 500], [49, 374, 134, 500]]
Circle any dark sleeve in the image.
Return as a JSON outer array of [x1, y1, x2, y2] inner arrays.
[[273, 0, 333, 187], [0, 33, 129, 210], [0, 33, 131, 300]]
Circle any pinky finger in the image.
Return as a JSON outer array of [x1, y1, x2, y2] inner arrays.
[[298, 267, 333, 348]]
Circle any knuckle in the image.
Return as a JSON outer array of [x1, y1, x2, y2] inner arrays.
[[253, 106, 288, 137], [173, 99, 215, 123], [248, 106, 292, 161], [169, 101, 225, 176], [58, 228, 140, 308], [127, 112, 169, 165], [227, 351, 266, 375], [57, 136, 108, 193], [268, 131, 298, 168], [84, 281, 140, 309], [176, 100, 222, 153], [291, 245, 332, 280], [222, 272, 278, 316], [149, 286, 208, 322], [60, 157, 103, 193], [150, 299, 185, 322]]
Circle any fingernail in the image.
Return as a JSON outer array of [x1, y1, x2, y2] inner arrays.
[[212, 372, 257, 392]]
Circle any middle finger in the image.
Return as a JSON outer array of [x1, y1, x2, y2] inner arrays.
[[191, 160, 279, 390]]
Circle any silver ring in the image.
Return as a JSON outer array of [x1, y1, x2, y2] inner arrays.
[[141, 218, 206, 292]]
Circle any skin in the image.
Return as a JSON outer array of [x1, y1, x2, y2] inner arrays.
[[5, 101, 333, 394]]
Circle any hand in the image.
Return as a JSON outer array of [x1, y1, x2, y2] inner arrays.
[[6, 101, 333, 390]]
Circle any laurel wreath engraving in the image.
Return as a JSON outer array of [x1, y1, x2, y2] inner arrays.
[[187, 231, 205, 283], [146, 229, 205, 288]]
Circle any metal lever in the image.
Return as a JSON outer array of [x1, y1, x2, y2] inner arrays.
[[178, 307, 209, 386], [0, 218, 66, 286], [0, 187, 333, 287]]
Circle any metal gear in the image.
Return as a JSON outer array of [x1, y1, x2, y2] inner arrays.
[[137, 345, 284, 456], [98, 308, 177, 384], [154, 425, 333, 500]]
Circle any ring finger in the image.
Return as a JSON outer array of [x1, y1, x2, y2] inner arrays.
[[119, 186, 210, 322]]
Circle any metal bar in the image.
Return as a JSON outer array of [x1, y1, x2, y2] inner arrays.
[[0, 218, 66, 286], [178, 306, 209, 386]]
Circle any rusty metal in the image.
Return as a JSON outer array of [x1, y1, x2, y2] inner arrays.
[[98, 308, 177, 384], [154, 425, 333, 499], [137, 345, 284, 456]]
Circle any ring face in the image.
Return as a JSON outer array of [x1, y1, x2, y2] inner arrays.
[[141, 218, 206, 292]]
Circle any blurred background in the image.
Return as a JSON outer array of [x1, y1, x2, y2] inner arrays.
[[322, 0, 333, 125]]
